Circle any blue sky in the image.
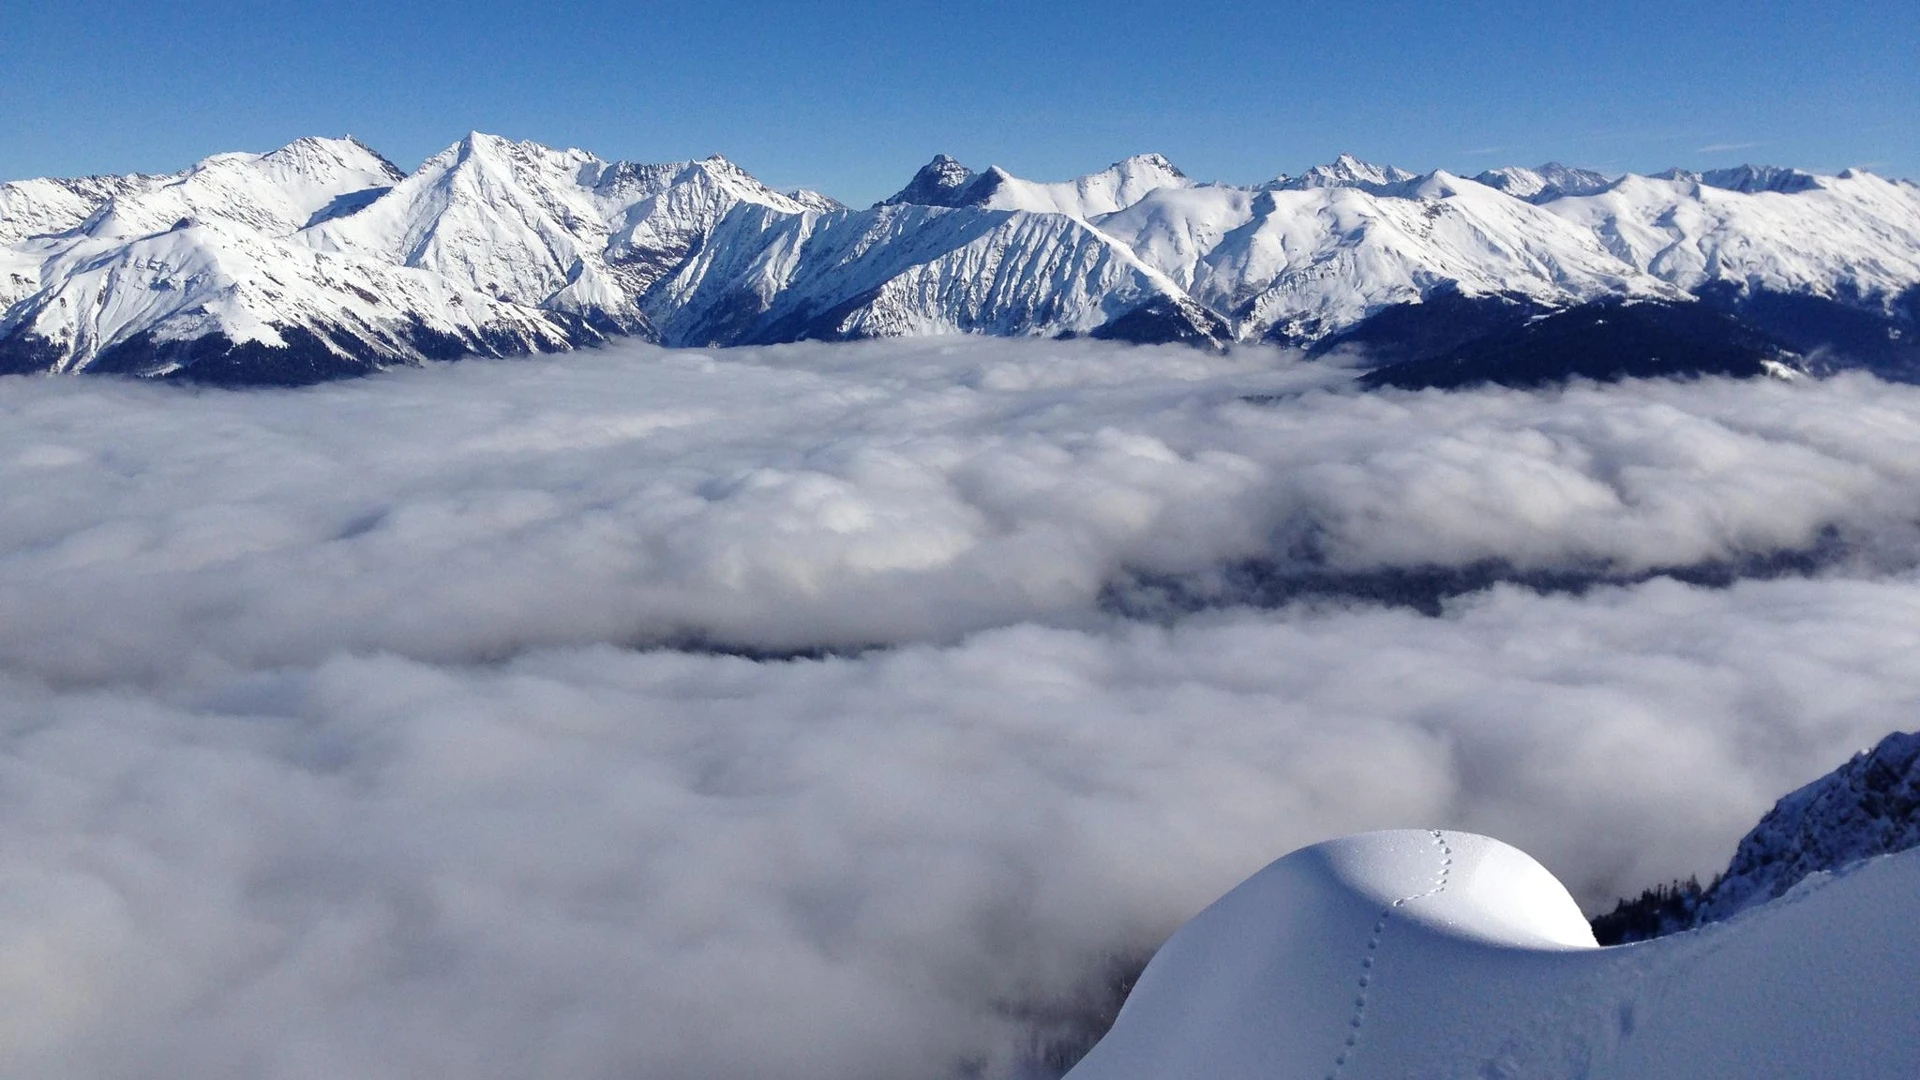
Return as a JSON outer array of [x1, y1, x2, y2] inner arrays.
[[2, 0, 1913, 204]]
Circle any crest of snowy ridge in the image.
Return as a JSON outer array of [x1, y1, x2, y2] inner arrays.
[[3, 135, 1919, 379]]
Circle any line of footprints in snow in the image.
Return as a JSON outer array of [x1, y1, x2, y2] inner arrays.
[[1328, 830, 1454, 1080]]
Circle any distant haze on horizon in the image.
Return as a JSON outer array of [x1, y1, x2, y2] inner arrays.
[[2, 0, 1913, 205]]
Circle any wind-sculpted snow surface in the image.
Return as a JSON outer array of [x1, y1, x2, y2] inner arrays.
[[1068, 831, 1920, 1080], [5, 136, 1919, 380], [9, 340, 1920, 1078]]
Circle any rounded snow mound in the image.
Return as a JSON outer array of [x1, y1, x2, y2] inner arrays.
[[1299, 828, 1596, 949], [1068, 830, 1593, 1080], [1068, 830, 1920, 1080]]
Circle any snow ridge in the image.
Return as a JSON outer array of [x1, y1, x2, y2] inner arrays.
[[5, 136, 1920, 381]]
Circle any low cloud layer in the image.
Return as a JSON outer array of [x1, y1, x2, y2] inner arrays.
[[7, 339, 1920, 678], [6, 339, 1920, 1078]]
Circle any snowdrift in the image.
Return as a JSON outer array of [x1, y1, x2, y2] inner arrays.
[[1067, 830, 1920, 1080]]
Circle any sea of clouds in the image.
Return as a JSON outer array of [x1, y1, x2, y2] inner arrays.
[[6, 338, 1920, 1079]]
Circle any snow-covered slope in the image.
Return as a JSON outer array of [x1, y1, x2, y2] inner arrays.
[[0, 137, 601, 378], [972, 154, 1191, 218], [1096, 170, 1680, 340], [304, 133, 828, 331], [68, 135, 404, 241], [0, 140, 392, 314], [1545, 169, 1920, 307], [0, 172, 165, 246], [5, 136, 1919, 382], [0, 134, 848, 378], [1068, 829, 1920, 1080], [647, 198, 1227, 346]]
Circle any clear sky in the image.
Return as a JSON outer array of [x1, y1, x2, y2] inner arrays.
[[2, 0, 1913, 205]]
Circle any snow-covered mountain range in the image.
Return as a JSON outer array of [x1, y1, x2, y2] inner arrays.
[[4, 133, 1918, 383]]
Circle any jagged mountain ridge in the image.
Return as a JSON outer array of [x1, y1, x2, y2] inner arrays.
[[1471, 162, 1613, 202], [1592, 729, 1920, 944], [4, 134, 1918, 383]]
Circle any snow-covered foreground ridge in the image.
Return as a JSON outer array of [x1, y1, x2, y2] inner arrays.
[[1068, 830, 1920, 1080], [3, 135, 1917, 382]]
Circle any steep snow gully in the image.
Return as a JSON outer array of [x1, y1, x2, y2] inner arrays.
[[1067, 830, 1920, 1080]]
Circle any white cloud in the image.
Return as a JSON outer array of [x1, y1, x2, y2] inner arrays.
[[4, 338, 1920, 1077]]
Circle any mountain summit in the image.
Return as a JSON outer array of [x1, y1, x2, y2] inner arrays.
[[879, 154, 979, 207], [1471, 162, 1613, 201], [1272, 153, 1418, 192]]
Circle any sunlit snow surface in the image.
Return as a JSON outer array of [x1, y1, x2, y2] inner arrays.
[[9, 136, 1920, 374], [1070, 831, 1920, 1080], [7, 338, 1920, 1078]]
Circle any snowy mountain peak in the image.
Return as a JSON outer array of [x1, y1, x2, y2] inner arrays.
[[259, 135, 405, 185], [1699, 163, 1821, 194], [0, 171, 166, 245], [451, 130, 597, 174], [1645, 163, 1828, 195], [878, 154, 1190, 218], [52, 136, 410, 245], [781, 188, 844, 213], [1275, 153, 1419, 192], [670, 154, 836, 215], [971, 157, 1191, 218], [1472, 162, 1613, 202], [880, 154, 980, 207], [456, 129, 510, 153], [1109, 152, 1185, 179]]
